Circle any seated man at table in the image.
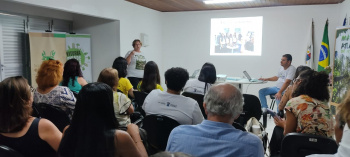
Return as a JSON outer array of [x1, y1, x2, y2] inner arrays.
[[142, 67, 204, 125], [258, 54, 296, 113], [166, 83, 264, 157]]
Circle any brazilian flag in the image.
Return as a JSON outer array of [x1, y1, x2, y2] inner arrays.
[[318, 21, 329, 71]]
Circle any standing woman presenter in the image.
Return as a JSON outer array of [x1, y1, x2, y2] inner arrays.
[[125, 39, 147, 89]]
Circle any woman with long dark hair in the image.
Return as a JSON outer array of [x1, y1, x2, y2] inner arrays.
[[137, 61, 163, 93], [58, 82, 147, 157], [0, 76, 62, 157], [61, 59, 88, 93], [112, 57, 134, 98], [184, 62, 216, 95]]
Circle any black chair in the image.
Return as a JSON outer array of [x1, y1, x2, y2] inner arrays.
[[235, 94, 262, 127], [232, 122, 246, 131], [182, 92, 206, 119], [281, 133, 338, 157], [0, 145, 24, 157], [32, 103, 70, 132], [133, 91, 149, 117], [141, 115, 180, 155]]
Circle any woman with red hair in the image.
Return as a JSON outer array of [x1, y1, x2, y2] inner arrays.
[[34, 60, 76, 119]]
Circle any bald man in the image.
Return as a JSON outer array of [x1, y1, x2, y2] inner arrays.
[[166, 83, 264, 157]]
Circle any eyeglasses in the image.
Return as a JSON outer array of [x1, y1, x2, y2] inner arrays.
[[293, 78, 301, 84]]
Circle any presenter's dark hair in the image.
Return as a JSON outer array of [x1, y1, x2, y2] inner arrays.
[[198, 62, 217, 94], [112, 57, 128, 78], [58, 82, 118, 157], [292, 69, 329, 101], [283, 54, 292, 62], [62, 59, 83, 87], [165, 67, 189, 91], [132, 39, 142, 47], [140, 61, 161, 93]]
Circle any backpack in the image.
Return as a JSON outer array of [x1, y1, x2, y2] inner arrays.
[[245, 117, 269, 155]]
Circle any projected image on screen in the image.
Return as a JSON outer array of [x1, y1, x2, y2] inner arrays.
[[210, 16, 263, 56]]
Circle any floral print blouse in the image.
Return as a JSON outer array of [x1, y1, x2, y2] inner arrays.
[[285, 95, 334, 138]]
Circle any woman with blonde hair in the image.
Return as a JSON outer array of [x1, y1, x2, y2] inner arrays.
[[0, 76, 62, 157], [34, 60, 76, 119], [97, 68, 134, 127]]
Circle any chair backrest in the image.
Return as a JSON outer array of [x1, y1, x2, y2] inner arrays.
[[133, 91, 149, 117], [232, 122, 246, 131], [0, 145, 24, 157], [141, 115, 180, 154], [33, 103, 70, 132], [134, 91, 148, 107], [281, 133, 338, 157], [235, 94, 262, 126], [182, 92, 206, 119]]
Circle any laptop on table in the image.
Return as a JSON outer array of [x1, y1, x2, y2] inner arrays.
[[243, 71, 264, 83]]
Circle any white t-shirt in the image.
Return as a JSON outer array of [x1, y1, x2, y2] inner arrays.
[[125, 50, 147, 78], [183, 79, 212, 95], [275, 65, 296, 89], [142, 89, 204, 125], [113, 91, 132, 127]]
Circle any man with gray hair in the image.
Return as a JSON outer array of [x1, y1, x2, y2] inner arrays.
[[166, 83, 264, 157]]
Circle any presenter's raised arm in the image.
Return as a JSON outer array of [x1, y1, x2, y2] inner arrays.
[[125, 51, 135, 65]]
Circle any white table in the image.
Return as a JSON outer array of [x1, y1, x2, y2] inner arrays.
[[216, 77, 267, 92]]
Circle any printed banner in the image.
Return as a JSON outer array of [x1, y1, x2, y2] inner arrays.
[[66, 34, 92, 83], [332, 27, 350, 104], [29, 32, 66, 88]]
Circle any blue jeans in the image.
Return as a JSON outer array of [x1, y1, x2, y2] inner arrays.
[[259, 87, 280, 108]]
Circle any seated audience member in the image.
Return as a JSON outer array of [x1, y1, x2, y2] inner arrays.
[[142, 67, 204, 125], [0, 76, 62, 157], [307, 90, 350, 157], [58, 83, 147, 157], [183, 62, 216, 95], [137, 61, 163, 92], [61, 58, 88, 94], [97, 68, 134, 127], [278, 65, 311, 112], [112, 57, 134, 98], [166, 83, 264, 157], [34, 60, 76, 119], [269, 69, 334, 156]]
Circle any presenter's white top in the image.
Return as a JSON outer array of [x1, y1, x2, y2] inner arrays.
[[142, 89, 204, 125], [125, 50, 147, 78], [275, 65, 296, 89], [184, 79, 212, 95]]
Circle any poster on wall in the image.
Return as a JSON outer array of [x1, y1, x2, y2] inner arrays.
[[29, 32, 66, 88], [66, 34, 92, 83], [332, 27, 350, 104]]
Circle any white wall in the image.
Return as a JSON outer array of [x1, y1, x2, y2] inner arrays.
[[73, 15, 120, 81], [161, 3, 343, 96]]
